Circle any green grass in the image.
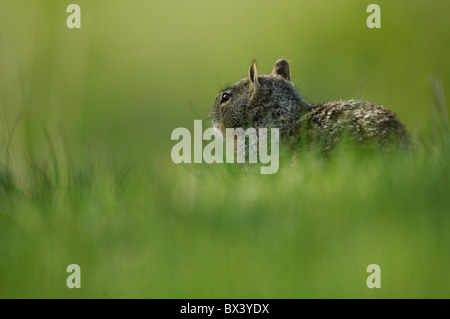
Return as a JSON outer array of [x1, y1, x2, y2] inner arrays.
[[0, 0, 449, 299], [0, 126, 448, 298]]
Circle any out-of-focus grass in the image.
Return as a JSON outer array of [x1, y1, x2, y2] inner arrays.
[[0, 0, 449, 298], [0, 127, 449, 298]]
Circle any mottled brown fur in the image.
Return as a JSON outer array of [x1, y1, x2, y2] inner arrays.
[[302, 100, 411, 151], [209, 59, 411, 151]]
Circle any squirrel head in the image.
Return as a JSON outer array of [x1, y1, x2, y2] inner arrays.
[[209, 59, 312, 137]]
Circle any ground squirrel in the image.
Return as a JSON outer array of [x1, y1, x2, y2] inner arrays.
[[209, 59, 411, 151]]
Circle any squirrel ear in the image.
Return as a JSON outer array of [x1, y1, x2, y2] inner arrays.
[[248, 60, 259, 85], [272, 59, 291, 81]]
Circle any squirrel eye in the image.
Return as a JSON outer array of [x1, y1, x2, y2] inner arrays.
[[221, 92, 231, 103]]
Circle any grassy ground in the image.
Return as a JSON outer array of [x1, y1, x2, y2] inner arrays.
[[0, 0, 449, 298], [0, 124, 448, 298]]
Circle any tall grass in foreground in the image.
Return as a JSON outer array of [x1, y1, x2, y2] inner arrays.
[[0, 91, 449, 298]]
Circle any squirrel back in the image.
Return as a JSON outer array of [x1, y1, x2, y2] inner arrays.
[[209, 59, 411, 150]]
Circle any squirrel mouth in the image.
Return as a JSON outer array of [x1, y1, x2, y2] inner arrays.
[[212, 120, 226, 137]]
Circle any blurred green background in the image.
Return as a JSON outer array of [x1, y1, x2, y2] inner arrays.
[[0, 0, 449, 298]]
